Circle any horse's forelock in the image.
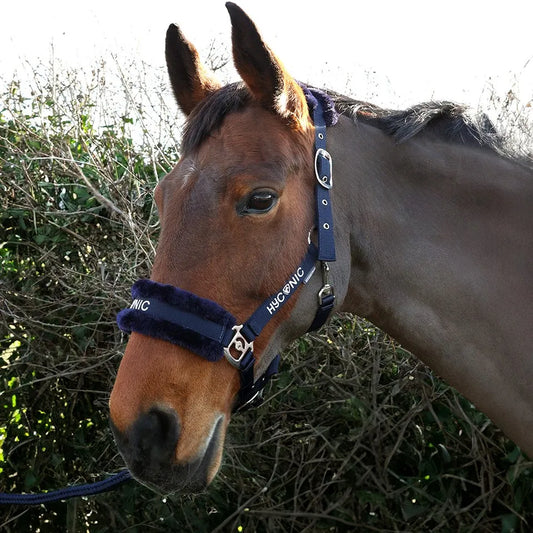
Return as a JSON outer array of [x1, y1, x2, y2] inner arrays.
[[182, 83, 251, 154]]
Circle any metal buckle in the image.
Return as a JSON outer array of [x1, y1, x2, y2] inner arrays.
[[318, 262, 334, 305], [224, 325, 253, 368], [318, 284, 334, 305], [314, 148, 333, 189]]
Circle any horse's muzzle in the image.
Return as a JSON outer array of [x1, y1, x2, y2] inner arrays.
[[110, 407, 223, 494]]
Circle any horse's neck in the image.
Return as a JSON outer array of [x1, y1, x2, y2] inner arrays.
[[333, 116, 533, 455]]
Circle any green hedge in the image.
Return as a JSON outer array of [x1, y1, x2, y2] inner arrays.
[[1, 71, 531, 532]]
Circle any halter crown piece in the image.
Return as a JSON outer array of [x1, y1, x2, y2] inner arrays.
[[117, 86, 338, 411]]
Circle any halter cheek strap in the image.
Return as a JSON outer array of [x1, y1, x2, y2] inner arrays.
[[117, 87, 337, 412]]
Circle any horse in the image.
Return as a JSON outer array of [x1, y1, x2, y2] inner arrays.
[[109, 2, 533, 494]]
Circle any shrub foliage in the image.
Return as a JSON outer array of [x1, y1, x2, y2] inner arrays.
[[1, 66, 532, 532]]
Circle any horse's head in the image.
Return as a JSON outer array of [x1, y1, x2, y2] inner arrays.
[[109, 3, 329, 493]]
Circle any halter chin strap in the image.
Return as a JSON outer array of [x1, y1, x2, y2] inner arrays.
[[117, 87, 337, 412]]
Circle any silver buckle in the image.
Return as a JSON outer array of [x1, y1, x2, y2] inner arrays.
[[318, 262, 334, 305], [314, 148, 333, 189], [318, 284, 334, 305], [224, 325, 253, 368]]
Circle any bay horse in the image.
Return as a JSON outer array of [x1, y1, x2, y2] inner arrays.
[[109, 2, 533, 493]]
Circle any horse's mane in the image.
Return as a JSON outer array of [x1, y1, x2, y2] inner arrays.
[[181, 83, 532, 167], [334, 95, 493, 145], [331, 91, 532, 167]]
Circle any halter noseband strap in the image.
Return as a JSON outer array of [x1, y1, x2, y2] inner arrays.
[[117, 87, 337, 412]]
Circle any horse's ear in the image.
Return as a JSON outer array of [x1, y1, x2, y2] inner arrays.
[[226, 2, 309, 128], [165, 24, 221, 115]]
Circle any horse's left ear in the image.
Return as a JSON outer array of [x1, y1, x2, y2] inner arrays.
[[226, 2, 309, 128]]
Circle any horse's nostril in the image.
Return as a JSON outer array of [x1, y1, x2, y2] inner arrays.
[[131, 407, 180, 465]]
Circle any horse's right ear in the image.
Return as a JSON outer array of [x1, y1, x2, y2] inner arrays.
[[165, 24, 221, 115]]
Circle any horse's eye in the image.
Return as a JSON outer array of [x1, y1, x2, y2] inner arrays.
[[239, 190, 278, 215]]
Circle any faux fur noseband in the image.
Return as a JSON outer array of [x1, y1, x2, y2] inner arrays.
[[117, 279, 236, 362]]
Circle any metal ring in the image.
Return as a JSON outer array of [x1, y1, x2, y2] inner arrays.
[[322, 199, 328, 206], [323, 223, 330, 230]]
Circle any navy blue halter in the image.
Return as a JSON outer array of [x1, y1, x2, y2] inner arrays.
[[117, 87, 337, 411]]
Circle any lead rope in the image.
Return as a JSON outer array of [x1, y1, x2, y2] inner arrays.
[[0, 470, 132, 505]]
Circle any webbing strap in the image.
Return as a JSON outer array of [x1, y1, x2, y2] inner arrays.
[[306, 97, 336, 331], [313, 100, 336, 262], [233, 352, 280, 412], [306, 292, 335, 333], [242, 244, 318, 339]]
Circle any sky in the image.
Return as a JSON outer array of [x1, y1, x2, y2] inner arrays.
[[1, 0, 532, 111]]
